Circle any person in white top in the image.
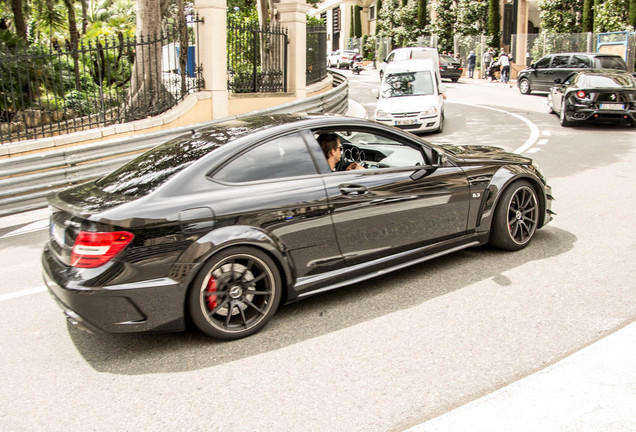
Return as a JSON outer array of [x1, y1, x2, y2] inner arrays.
[[499, 51, 511, 83]]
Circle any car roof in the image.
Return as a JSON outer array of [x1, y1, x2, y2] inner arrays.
[[385, 59, 437, 74], [544, 52, 623, 57]]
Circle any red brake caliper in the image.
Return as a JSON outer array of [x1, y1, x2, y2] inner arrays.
[[205, 276, 217, 311]]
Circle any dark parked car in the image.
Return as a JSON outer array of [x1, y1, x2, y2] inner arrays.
[[42, 114, 554, 340], [547, 69, 636, 127], [439, 54, 463, 82], [517, 52, 628, 95]]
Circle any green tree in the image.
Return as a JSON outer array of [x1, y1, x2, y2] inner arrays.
[[594, 0, 631, 31], [456, 0, 488, 35], [431, 0, 455, 51], [354, 5, 362, 37], [377, 0, 420, 47], [538, 0, 582, 33], [487, 0, 500, 47], [630, 0, 636, 27], [416, 0, 427, 30], [582, 0, 594, 31]]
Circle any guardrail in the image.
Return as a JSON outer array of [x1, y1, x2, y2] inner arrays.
[[0, 72, 348, 217]]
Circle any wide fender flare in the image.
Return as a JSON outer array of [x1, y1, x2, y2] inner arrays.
[[173, 224, 295, 294], [477, 166, 547, 232]]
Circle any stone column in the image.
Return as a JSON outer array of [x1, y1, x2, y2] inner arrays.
[[193, 0, 228, 119], [277, 0, 313, 99], [515, 0, 529, 67]]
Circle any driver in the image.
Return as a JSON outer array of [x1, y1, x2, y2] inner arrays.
[[317, 133, 364, 172]]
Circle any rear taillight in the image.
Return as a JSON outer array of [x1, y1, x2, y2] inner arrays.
[[71, 231, 134, 268], [576, 90, 587, 98]]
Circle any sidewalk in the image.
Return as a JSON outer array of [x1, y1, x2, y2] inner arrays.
[[409, 321, 636, 431]]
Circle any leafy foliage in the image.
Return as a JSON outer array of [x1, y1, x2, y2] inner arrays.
[[538, 0, 583, 33], [430, 0, 455, 51], [594, 0, 633, 31]]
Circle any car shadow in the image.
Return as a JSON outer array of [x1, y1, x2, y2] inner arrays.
[[68, 225, 576, 375]]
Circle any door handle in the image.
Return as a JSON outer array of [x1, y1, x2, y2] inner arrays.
[[339, 184, 369, 195]]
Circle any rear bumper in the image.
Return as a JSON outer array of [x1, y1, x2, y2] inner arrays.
[[42, 247, 187, 334], [565, 105, 636, 123]]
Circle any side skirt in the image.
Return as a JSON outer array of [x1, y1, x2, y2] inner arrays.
[[292, 234, 485, 300]]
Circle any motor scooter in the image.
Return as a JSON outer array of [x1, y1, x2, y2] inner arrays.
[[352, 61, 364, 74]]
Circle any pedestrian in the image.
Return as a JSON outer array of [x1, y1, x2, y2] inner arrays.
[[467, 50, 476, 78], [499, 51, 511, 83], [483, 48, 494, 80]]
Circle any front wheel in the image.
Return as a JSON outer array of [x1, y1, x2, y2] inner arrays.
[[188, 246, 282, 340], [547, 94, 555, 114], [489, 181, 539, 251], [434, 113, 444, 133], [518, 78, 531, 95]]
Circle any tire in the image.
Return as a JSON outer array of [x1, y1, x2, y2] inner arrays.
[[560, 101, 573, 127], [188, 246, 282, 340], [451, 77, 459, 82], [379, 70, 384, 80], [518, 78, 531, 95], [336, 61, 341, 69], [434, 113, 444, 133], [489, 181, 539, 251], [547, 94, 555, 114]]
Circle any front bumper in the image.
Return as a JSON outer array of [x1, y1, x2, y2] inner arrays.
[[375, 114, 441, 132], [42, 248, 187, 334]]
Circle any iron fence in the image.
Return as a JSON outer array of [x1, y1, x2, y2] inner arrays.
[[0, 16, 203, 145], [307, 25, 327, 86], [227, 23, 288, 93]]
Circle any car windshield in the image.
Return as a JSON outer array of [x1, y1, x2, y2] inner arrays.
[[381, 71, 434, 98], [581, 75, 636, 88]]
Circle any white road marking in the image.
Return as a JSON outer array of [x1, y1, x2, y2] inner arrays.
[[0, 219, 49, 240], [0, 286, 47, 302], [447, 101, 540, 153], [537, 138, 549, 145]]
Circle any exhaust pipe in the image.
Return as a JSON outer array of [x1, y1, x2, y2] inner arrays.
[[573, 112, 586, 119]]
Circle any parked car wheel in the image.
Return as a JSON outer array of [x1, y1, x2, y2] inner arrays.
[[560, 101, 573, 127], [489, 181, 539, 251], [518, 78, 531, 95], [188, 246, 282, 340]]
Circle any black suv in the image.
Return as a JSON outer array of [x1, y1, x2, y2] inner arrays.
[[517, 53, 628, 95]]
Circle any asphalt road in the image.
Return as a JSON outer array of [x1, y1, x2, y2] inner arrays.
[[1, 70, 635, 431]]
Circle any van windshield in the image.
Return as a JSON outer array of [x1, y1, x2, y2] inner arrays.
[[381, 71, 434, 98]]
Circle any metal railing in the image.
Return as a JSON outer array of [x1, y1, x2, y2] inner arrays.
[[0, 16, 203, 145], [227, 23, 288, 93], [0, 71, 349, 217], [307, 25, 327, 86]]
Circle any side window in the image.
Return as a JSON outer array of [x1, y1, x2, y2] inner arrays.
[[535, 56, 551, 68], [595, 56, 627, 70], [314, 128, 427, 169], [551, 55, 571, 68], [571, 55, 591, 68], [214, 134, 317, 183]]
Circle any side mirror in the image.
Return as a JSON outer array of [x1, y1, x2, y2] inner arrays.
[[371, 88, 379, 99], [530, 63, 536, 69], [554, 78, 562, 84]]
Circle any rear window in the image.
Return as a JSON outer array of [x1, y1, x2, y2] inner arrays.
[[594, 56, 627, 70], [581, 74, 636, 88], [95, 136, 223, 197]]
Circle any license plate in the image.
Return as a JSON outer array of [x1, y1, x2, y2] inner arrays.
[[599, 103, 624, 110], [51, 222, 65, 246], [447, 66, 455, 69], [395, 119, 417, 126]]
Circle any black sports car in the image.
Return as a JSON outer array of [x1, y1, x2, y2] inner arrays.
[[42, 114, 554, 340], [547, 69, 636, 127], [439, 55, 463, 82]]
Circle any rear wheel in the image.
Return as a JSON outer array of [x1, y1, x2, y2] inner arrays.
[[489, 181, 539, 251], [188, 246, 282, 340], [560, 101, 573, 127], [518, 78, 531, 95]]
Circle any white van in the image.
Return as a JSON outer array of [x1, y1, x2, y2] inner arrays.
[[379, 47, 440, 79], [373, 59, 446, 133]]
